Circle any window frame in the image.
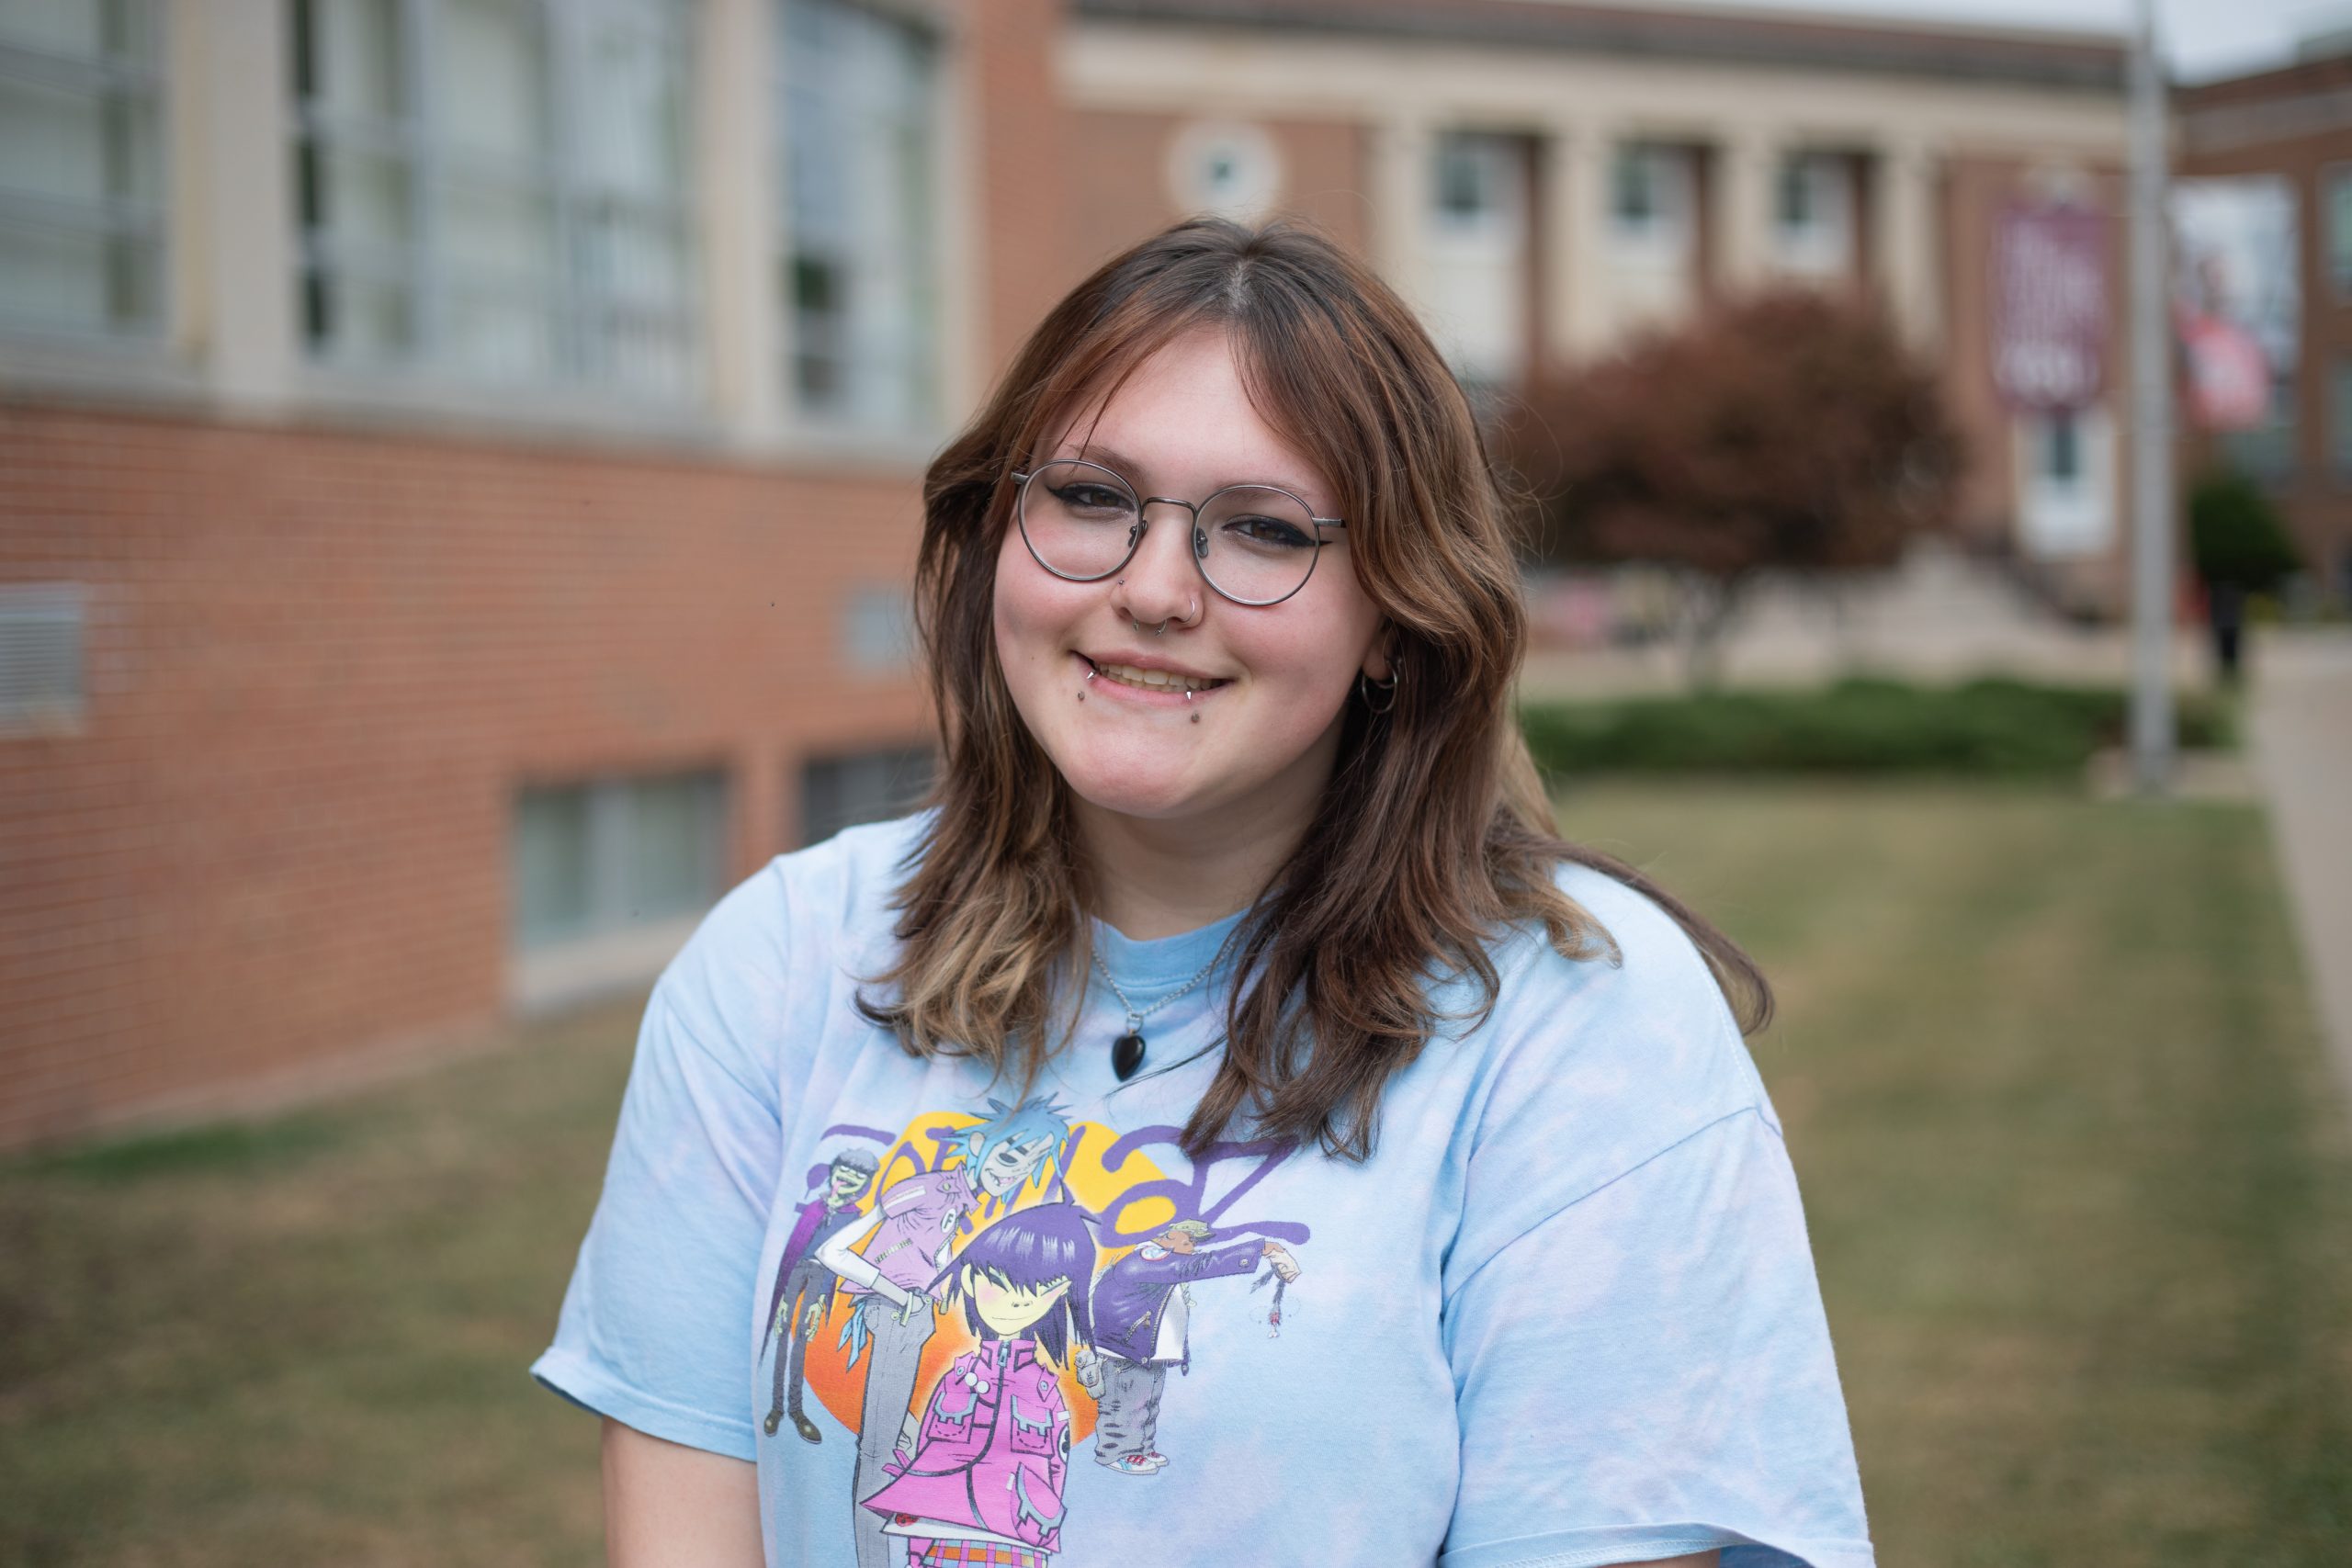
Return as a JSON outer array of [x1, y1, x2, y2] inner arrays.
[[774, 0, 947, 440], [288, 0, 703, 400], [0, 1, 171, 346]]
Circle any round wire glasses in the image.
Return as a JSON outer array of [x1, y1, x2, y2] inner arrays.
[[1010, 458, 1347, 607]]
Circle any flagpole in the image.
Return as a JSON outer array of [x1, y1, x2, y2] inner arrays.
[[2128, 0, 2177, 794]]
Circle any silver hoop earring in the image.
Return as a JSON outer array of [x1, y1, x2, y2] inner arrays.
[[1359, 670, 1398, 715]]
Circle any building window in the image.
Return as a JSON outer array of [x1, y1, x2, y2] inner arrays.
[[2220, 374, 2300, 485], [2328, 165, 2352, 299], [0, 581, 85, 732], [512, 770, 727, 952], [290, 0, 697, 397], [1167, 119, 1280, 220], [0, 0, 164, 338], [1773, 150, 1852, 278], [1434, 130, 1514, 231], [2332, 358, 2352, 479], [781, 0, 938, 433], [1609, 142, 1690, 247], [799, 745, 933, 848], [2018, 405, 2115, 559]]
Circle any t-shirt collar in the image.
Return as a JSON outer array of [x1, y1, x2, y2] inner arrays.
[[1087, 904, 1249, 993]]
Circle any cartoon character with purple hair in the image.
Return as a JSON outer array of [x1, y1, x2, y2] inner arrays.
[[817, 1097, 1076, 1568], [859, 1202, 1097, 1567]]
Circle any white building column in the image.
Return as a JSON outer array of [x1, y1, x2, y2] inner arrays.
[[1372, 113, 1436, 319], [698, 0, 785, 447], [1874, 138, 1941, 348], [1542, 122, 1613, 365], [180, 0, 297, 411], [1711, 126, 1780, 295]]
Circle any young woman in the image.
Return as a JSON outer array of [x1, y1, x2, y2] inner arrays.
[[535, 217, 1873, 1568]]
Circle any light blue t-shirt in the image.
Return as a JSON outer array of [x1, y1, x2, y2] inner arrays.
[[533, 812, 1873, 1568]]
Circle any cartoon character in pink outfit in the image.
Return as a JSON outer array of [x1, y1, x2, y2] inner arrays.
[[861, 1202, 1098, 1567]]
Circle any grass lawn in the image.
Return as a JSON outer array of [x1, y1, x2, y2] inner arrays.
[[4, 783, 2348, 1565]]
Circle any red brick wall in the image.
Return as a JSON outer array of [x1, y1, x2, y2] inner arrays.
[[0, 407, 931, 1148]]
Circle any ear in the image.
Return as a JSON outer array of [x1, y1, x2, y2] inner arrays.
[[1362, 621, 1396, 684]]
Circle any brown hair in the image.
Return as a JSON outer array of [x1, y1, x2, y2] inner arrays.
[[860, 216, 1770, 1160]]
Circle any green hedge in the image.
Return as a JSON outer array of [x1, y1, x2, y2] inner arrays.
[[1519, 677, 2233, 777]]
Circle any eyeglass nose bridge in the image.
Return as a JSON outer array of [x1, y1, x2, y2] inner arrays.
[[1135, 495, 1213, 561]]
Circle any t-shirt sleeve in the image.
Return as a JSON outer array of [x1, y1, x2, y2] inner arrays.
[[1439, 1106, 1874, 1568], [529, 978, 780, 1461]]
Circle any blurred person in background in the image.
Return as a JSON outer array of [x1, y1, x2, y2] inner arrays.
[[534, 218, 1872, 1568]]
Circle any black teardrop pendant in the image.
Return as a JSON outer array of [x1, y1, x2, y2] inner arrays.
[[1112, 1032, 1147, 1081]]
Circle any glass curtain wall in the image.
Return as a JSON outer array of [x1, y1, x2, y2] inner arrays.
[[780, 0, 937, 433], [0, 0, 164, 337], [291, 0, 697, 397]]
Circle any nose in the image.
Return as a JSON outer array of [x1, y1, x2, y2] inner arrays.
[[1119, 499, 1204, 626]]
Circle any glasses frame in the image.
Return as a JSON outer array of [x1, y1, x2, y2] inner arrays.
[[1009, 458, 1348, 608]]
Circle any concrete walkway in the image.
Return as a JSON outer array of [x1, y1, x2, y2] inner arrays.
[[2247, 627, 2352, 1116]]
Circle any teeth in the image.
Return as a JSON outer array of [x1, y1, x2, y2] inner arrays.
[[1094, 661, 1219, 694]]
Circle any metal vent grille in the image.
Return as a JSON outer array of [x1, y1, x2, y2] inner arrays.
[[0, 583, 87, 730]]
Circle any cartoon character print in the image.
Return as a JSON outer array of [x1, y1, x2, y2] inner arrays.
[[761, 1147, 881, 1443], [815, 1099, 1077, 1568], [861, 1203, 1096, 1564], [789, 1109, 1313, 1565], [1085, 1219, 1300, 1476]]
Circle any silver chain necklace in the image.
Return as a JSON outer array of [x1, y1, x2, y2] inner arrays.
[[1090, 942, 1225, 1082]]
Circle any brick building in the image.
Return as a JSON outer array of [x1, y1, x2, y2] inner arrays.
[[1, 0, 1076, 1148], [4, 0, 2150, 1148], [2178, 44, 2352, 603], [1060, 0, 2141, 615]]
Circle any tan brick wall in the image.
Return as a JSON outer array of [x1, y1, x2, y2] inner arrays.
[[0, 406, 933, 1148], [1069, 108, 1371, 271]]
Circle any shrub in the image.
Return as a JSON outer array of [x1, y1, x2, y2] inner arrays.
[[1520, 677, 2232, 778]]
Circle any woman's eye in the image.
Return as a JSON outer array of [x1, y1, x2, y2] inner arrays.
[[1225, 515, 1312, 549], [1051, 484, 1134, 513]]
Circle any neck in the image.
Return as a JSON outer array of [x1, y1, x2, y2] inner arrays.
[[1075, 791, 1316, 941]]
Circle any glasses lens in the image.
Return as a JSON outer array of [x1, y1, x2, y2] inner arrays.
[[1196, 486, 1322, 604], [1020, 460, 1140, 581]]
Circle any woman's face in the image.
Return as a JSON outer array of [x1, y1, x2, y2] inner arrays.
[[991, 327, 1386, 829]]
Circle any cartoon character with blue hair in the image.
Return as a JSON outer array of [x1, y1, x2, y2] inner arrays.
[[814, 1097, 1075, 1568]]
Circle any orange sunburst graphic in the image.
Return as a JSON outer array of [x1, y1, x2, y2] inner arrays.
[[797, 1111, 1181, 1443]]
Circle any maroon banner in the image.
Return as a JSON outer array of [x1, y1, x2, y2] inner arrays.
[[1991, 202, 2109, 413]]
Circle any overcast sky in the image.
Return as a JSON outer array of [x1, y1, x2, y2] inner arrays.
[[1591, 0, 2345, 81]]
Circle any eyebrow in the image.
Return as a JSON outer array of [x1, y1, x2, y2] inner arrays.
[[1063, 441, 1330, 512]]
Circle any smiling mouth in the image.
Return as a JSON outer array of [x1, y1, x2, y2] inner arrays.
[[1084, 657, 1229, 694]]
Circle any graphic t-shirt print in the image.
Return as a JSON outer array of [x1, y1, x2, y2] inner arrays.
[[756, 1097, 1309, 1568]]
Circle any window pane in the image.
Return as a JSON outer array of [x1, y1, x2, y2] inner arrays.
[[783, 0, 937, 431], [626, 772, 723, 924], [0, 0, 156, 59], [436, 0, 548, 162], [514, 786, 594, 948], [311, 144, 412, 251], [800, 747, 933, 849], [301, 0, 404, 122], [0, 2, 163, 336], [2331, 170, 2352, 298], [303, 268, 416, 360], [2331, 358, 2352, 474], [0, 74, 159, 207]]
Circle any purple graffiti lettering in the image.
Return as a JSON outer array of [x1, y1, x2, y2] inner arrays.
[[1095, 1124, 1312, 1248]]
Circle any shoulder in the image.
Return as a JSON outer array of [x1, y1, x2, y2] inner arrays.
[[1438, 856, 1781, 1220], [648, 809, 933, 1088]]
